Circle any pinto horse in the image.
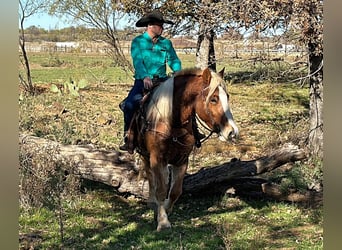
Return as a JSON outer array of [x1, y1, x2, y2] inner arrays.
[[128, 67, 238, 231]]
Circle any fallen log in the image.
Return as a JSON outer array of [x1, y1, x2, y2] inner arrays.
[[227, 177, 323, 206], [19, 133, 316, 203], [182, 144, 307, 195]]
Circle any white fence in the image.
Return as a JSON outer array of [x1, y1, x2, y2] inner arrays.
[[23, 41, 305, 58]]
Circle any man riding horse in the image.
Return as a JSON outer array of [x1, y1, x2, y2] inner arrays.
[[120, 10, 204, 153]]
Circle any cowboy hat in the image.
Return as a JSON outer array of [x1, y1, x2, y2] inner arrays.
[[136, 10, 174, 27]]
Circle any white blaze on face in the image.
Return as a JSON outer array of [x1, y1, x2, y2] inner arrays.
[[218, 86, 239, 141]]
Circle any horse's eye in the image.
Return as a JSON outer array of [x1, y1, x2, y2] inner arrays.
[[210, 97, 218, 104]]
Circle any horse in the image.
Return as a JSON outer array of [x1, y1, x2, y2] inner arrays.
[[128, 67, 239, 231]]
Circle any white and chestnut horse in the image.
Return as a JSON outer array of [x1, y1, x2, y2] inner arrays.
[[128, 67, 238, 231]]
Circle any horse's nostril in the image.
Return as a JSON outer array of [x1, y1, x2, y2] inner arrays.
[[228, 131, 234, 138], [228, 130, 238, 141]]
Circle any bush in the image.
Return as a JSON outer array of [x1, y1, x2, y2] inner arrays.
[[19, 143, 80, 211]]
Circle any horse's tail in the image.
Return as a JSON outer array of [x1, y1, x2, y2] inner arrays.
[[146, 77, 174, 128]]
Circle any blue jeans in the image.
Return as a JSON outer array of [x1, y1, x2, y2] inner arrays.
[[123, 79, 144, 132]]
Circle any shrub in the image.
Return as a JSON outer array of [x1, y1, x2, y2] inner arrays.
[[19, 143, 81, 210]]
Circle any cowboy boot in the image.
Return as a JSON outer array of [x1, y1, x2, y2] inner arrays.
[[119, 132, 129, 151], [119, 129, 135, 154]]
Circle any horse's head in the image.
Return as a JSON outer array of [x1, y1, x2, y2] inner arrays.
[[195, 68, 239, 141]]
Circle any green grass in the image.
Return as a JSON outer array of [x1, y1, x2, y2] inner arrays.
[[19, 51, 322, 249], [21, 52, 133, 85], [19, 188, 323, 249], [215, 198, 323, 249]]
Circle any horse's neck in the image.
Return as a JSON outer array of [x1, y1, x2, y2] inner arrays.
[[174, 77, 203, 127]]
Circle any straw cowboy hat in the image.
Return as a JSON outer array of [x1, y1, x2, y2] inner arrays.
[[136, 10, 174, 27]]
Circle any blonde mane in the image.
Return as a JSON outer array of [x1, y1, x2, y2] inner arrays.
[[146, 77, 174, 126], [146, 68, 226, 128]]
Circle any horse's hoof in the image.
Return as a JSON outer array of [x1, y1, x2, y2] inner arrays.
[[156, 221, 171, 232]]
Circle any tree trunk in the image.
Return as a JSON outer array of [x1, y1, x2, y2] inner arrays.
[[19, 17, 35, 95], [228, 177, 322, 205], [18, 134, 323, 205], [308, 42, 323, 159], [306, 0, 323, 160], [182, 144, 307, 195], [196, 25, 216, 71]]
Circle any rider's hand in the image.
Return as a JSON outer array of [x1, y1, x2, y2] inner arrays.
[[143, 77, 153, 89]]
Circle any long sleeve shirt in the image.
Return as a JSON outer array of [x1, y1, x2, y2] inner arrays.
[[131, 32, 182, 80]]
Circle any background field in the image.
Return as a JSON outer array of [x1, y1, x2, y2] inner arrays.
[[19, 51, 322, 249]]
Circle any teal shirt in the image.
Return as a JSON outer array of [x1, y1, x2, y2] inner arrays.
[[131, 32, 182, 80]]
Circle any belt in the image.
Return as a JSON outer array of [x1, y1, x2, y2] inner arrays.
[[152, 75, 168, 85]]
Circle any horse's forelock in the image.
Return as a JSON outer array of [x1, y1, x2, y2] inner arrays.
[[205, 70, 226, 105]]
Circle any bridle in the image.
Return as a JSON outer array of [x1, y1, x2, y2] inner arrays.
[[194, 114, 215, 143], [193, 84, 223, 144]]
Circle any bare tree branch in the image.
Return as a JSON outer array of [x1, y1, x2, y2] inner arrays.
[[49, 0, 133, 71], [19, 0, 48, 95]]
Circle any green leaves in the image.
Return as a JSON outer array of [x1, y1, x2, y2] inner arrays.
[[77, 79, 88, 89], [50, 78, 89, 97], [50, 84, 61, 94]]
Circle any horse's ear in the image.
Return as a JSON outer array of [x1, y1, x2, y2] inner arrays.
[[202, 68, 212, 85], [218, 67, 225, 78]]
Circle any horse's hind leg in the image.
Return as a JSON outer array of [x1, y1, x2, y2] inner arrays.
[[165, 162, 187, 215]]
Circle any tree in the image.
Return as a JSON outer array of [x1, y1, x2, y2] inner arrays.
[[225, 0, 323, 159], [119, 0, 234, 71], [19, 0, 47, 95], [49, 0, 133, 71], [305, 2, 323, 159], [48, 1, 233, 72]]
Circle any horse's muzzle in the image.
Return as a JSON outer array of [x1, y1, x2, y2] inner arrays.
[[219, 121, 239, 142]]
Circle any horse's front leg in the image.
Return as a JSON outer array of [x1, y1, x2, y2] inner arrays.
[[141, 157, 156, 204], [150, 155, 171, 231]]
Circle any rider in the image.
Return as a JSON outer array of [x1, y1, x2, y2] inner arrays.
[[119, 10, 182, 151]]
